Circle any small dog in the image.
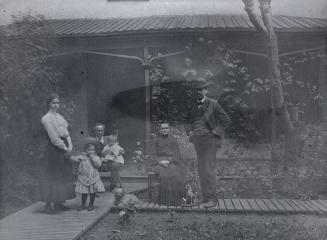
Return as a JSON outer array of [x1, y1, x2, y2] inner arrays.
[[113, 187, 140, 208]]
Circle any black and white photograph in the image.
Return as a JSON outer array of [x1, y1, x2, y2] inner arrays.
[[0, 0, 327, 239]]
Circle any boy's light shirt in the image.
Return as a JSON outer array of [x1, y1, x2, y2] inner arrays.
[[102, 143, 124, 164]]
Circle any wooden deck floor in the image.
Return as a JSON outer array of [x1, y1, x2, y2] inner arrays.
[[0, 193, 114, 240], [112, 198, 327, 215], [2, 196, 327, 240]]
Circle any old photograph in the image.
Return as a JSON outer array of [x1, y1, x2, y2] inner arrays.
[[0, 0, 327, 239]]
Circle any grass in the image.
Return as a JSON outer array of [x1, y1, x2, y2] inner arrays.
[[82, 212, 327, 240]]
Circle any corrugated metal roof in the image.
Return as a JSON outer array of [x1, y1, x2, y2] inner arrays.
[[4, 14, 327, 37]]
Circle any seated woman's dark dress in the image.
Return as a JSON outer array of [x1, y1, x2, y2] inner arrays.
[[151, 134, 185, 206]]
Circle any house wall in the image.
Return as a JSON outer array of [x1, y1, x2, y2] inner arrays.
[[85, 48, 146, 158], [56, 31, 326, 149]]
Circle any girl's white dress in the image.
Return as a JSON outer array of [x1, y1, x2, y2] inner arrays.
[[72, 154, 105, 194]]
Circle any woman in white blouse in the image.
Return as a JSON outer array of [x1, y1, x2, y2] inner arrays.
[[40, 93, 75, 214]]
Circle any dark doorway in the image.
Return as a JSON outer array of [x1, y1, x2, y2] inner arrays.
[[86, 49, 146, 161]]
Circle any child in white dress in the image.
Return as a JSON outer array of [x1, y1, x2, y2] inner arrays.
[[71, 142, 105, 211], [102, 135, 125, 189]]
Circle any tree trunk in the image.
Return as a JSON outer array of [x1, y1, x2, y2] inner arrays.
[[242, 0, 293, 174], [259, 0, 293, 134]]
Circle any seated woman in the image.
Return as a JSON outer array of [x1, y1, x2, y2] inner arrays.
[[151, 122, 185, 206]]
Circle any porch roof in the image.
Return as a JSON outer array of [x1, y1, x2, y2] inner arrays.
[[35, 15, 327, 37]]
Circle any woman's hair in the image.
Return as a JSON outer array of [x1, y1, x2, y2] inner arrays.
[[84, 142, 96, 151], [47, 93, 60, 105]]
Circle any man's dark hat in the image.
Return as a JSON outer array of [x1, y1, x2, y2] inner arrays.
[[191, 78, 211, 89]]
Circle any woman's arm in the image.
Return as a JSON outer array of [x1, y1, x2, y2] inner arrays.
[[66, 135, 73, 151], [71, 155, 82, 162], [41, 118, 67, 151]]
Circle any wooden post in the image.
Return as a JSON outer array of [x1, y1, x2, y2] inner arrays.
[[144, 47, 151, 171]]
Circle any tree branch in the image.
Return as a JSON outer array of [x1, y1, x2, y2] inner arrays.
[[258, 0, 274, 35], [242, 0, 267, 34]]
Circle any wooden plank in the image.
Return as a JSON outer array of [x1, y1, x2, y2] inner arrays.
[[308, 201, 325, 212], [303, 200, 323, 213], [313, 200, 327, 212], [262, 199, 279, 211], [246, 199, 261, 211], [288, 200, 307, 212], [224, 199, 235, 211], [147, 201, 155, 209], [142, 201, 152, 209], [239, 199, 252, 211], [277, 199, 296, 212], [213, 203, 219, 210], [296, 200, 317, 212], [153, 203, 160, 209], [168, 206, 176, 210], [218, 199, 226, 210], [135, 199, 146, 208], [317, 200, 327, 208], [231, 199, 244, 211], [255, 199, 270, 212], [159, 204, 167, 209], [0, 192, 115, 240], [310, 200, 327, 212], [270, 199, 286, 211], [140, 200, 150, 208], [285, 199, 303, 212]]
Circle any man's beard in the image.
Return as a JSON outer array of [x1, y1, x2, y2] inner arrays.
[[196, 92, 204, 101]]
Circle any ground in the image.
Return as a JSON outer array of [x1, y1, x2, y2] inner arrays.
[[82, 212, 327, 240]]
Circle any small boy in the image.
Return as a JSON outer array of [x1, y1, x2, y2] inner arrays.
[[102, 134, 125, 190]]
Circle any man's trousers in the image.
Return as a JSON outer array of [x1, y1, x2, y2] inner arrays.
[[193, 133, 218, 202]]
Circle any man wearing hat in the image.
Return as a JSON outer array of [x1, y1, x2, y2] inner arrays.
[[184, 77, 231, 208]]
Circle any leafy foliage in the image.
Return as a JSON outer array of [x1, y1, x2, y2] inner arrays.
[[280, 51, 327, 109], [149, 37, 326, 143], [0, 15, 73, 216], [150, 38, 269, 143]]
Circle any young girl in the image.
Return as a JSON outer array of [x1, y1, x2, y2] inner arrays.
[[102, 134, 125, 190], [71, 142, 105, 211]]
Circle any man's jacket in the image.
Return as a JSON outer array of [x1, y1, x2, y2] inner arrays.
[[183, 97, 232, 139]]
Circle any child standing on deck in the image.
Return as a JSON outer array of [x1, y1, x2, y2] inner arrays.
[[102, 134, 125, 189], [71, 142, 105, 211]]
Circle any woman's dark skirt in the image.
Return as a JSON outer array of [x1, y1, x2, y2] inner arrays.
[[40, 141, 75, 203], [152, 159, 185, 206]]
